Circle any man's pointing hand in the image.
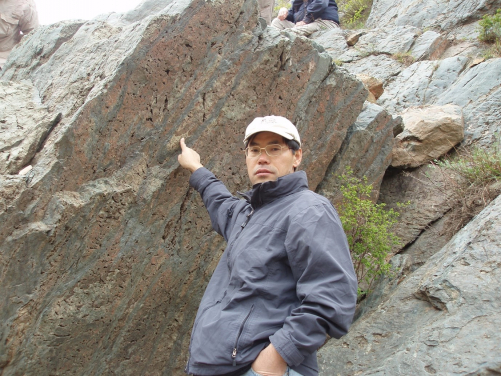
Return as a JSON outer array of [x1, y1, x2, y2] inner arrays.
[[178, 138, 203, 173]]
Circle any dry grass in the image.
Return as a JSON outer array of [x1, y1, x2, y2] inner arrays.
[[424, 141, 501, 233]]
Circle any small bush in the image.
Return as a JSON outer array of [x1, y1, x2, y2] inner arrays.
[[337, 169, 403, 298], [338, 0, 373, 28], [436, 142, 501, 185], [478, 9, 501, 43]]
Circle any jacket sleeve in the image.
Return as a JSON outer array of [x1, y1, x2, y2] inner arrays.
[[269, 202, 358, 366], [304, 0, 329, 23], [189, 167, 249, 242]]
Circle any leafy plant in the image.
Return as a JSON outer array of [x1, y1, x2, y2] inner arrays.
[[338, 0, 373, 29], [477, 9, 501, 58], [478, 9, 501, 43], [336, 168, 403, 298]]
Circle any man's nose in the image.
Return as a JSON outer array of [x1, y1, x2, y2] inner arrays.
[[257, 150, 270, 163]]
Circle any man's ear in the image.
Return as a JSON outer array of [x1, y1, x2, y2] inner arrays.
[[293, 148, 302, 168]]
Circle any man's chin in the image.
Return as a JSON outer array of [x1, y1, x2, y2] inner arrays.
[[250, 174, 277, 185]]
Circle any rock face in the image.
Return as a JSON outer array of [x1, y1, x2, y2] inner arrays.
[[0, 81, 61, 174], [311, 0, 501, 373], [392, 104, 464, 168], [313, 12, 501, 148], [1, 0, 500, 374], [317, 102, 398, 204], [0, 0, 383, 375], [318, 194, 501, 375], [366, 0, 501, 30]]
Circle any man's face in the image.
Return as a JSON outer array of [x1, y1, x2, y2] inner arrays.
[[246, 131, 302, 185]]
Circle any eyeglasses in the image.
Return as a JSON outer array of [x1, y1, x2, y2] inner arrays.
[[245, 144, 290, 158]]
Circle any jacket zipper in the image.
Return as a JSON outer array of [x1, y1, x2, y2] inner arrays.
[[241, 209, 254, 229], [231, 305, 255, 366]]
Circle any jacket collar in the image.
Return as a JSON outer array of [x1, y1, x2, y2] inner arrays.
[[240, 171, 309, 209]]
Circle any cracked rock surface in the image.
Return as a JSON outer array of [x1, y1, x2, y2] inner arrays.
[[319, 195, 501, 375]]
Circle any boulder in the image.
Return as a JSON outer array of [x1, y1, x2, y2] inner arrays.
[[346, 31, 364, 46], [0, 0, 371, 374], [392, 104, 464, 168], [356, 73, 384, 101], [319, 193, 501, 375]]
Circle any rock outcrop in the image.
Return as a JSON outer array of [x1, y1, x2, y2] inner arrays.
[[312, 0, 501, 374], [0, 0, 393, 375], [319, 194, 501, 375], [1, 0, 500, 374]]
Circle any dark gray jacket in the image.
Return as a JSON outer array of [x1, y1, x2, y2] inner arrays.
[[185, 168, 357, 376], [286, 0, 340, 25]]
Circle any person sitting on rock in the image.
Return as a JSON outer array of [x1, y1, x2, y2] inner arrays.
[[258, 0, 274, 25], [271, 0, 340, 37], [178, 115, 357, 376], [0, 0, 39, 69]]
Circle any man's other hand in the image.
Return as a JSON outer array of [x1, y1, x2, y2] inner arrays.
[[295, 21, 306, 26], [178, 138, 203, 173], [251, 344, 287, 376], [278, 7, 288, 20]]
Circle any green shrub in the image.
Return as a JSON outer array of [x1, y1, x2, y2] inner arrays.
[[338, 0, 373, 29], [478, 9, 501, 43], [337, 169, 403, 298]]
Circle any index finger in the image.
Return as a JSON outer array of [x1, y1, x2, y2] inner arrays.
[[180, 137, 186, 150]]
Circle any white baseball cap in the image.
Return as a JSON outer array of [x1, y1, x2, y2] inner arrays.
[[243, 116, 301, 146]]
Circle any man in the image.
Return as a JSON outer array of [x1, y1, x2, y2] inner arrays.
[[178, 116, 357, 376], [0, 0, 39, 69], [271, 0, 339, 37]]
